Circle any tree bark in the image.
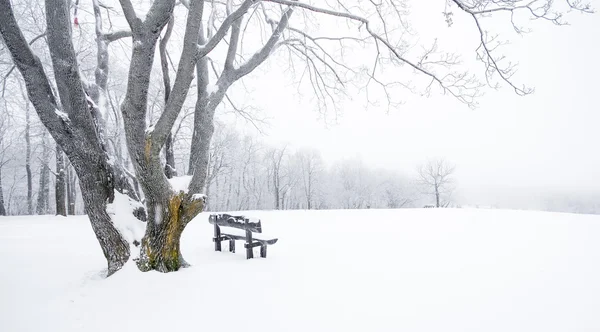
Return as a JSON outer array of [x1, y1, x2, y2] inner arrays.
[[137, 192, 204, 272], [25, 101, 32, 215], [36, 132, 50, 215], [66, 164, 76, 215], [55, 145, 66, 216], [164, 133, 176, 178]]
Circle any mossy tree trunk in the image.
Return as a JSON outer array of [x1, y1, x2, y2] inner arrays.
[[137, 191, 204, 272]]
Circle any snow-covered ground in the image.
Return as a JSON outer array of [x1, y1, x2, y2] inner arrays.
[[1, 208, 600, 331]]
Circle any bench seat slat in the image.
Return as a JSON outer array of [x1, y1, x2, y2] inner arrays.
[[220, 232, 278, 245]]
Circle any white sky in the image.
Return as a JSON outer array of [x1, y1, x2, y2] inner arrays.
[[224, 0, 600, 205]]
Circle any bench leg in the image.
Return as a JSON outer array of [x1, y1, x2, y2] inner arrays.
[[214, 224, 221, 251], [246, 230, 253, 259], [229, 239, 235, 253], [260, 245, 267, 258]]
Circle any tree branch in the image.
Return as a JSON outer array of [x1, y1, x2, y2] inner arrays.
[[117, 0, 142, 33], [265, 0, 481, 106], [0, 1, 65, 135], [224, 12, 242, 71], [233, 7, 294, 80], [105, 30, 133, 42], [197, 0, 256, 59], [2, 31, 46, 97], [151, 0, 204, 153]]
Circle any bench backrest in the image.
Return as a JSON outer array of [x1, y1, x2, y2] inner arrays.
[[208, 214, 262, 233]]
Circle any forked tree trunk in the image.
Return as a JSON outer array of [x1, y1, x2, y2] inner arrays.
[[117, 0, 206, 272]]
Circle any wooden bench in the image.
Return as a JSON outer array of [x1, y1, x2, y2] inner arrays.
[[209, 214, 278, 259]]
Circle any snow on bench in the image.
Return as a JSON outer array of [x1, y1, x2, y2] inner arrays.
[[208, 214, 278, 259]]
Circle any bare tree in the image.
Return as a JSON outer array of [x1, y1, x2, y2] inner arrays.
[[295, 149, 323, 210], [267, 146, 289, 210], [418, 158, 455, 208]]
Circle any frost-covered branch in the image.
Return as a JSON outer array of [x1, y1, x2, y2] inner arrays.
[[104, 30, 132, 42]]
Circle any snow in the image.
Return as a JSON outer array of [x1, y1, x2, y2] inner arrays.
[[85, 93, 98, 109], [55, 109, 70, 122], [192, 193, 207, 201], [154, 203, 162, 224], [206, 83, 218, 96], [2, 208, 600, 331], [145, 124, 154, 135], [105, 192, 145, 255], [168, 175, 192, 193]]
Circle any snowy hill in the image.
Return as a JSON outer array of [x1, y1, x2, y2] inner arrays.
[[1, 208, 600, 331]]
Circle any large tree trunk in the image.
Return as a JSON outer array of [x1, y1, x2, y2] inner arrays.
[[55, 145, 66, 216], [137, 192, 203, 272], [117, 0, 205, 272]]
